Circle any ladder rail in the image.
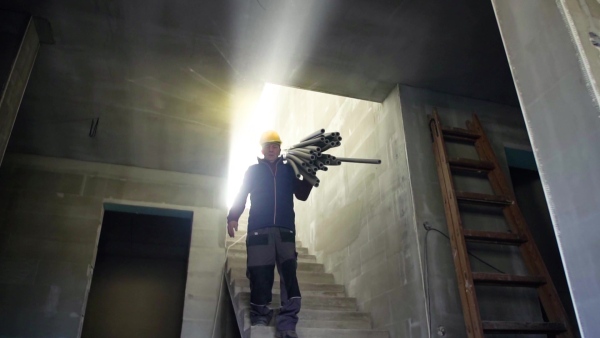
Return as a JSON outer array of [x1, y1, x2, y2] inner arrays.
[[429, 110, 574, 338], [468, 114, 573, 337], [429, 111, 484, 338]]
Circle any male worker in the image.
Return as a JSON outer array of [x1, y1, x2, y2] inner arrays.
[[227, 130, 313, 338]]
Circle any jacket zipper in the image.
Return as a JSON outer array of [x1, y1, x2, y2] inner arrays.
[[261, 159, 278, 226], [273, 162, 278, 225]]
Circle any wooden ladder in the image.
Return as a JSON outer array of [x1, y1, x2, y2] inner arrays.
[[428, 110, 573, 337]]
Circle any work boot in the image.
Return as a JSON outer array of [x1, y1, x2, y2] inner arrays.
[[275, 330, 298, 338], [250, 316, 270, 327]]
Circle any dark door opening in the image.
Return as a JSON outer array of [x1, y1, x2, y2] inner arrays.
[[507, 148, 580, 337], [81, 207, 192, 338]]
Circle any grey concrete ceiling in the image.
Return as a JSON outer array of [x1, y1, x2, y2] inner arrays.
[[2, 0, 518, 176]]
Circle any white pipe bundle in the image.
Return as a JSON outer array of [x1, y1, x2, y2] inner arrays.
[[283, 129, 382, 187]]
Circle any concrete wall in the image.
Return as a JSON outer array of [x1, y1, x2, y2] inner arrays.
[[272, 83, 560, 337], [274, 86, 427, 337], [557, 0, 600, 105], [399, 85, 547, 337], [492, 1, 600, 335], [0, 154, 227, 338]]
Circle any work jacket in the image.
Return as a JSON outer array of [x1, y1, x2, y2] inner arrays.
[[227, 157, 312, 231]]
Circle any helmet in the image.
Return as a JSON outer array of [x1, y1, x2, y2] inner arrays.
[[259, 130, 282, 146]]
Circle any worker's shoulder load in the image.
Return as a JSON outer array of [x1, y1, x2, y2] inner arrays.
[[283, 129, 381, 188]]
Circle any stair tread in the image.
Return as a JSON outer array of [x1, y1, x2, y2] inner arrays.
[[236, 292, 357, 311], [228, 256, 324, 272], [249, 326, 389, 338], [472, 272, 546, 287], [226, 246, 316, 260], [227, 239, 303, 246], [482, 321, 566, 333], [233, 277, 344, 292], [228, 250, 317, 263], [227, 242, 309, 254], [239, 306, 371, 321], [455, 191, 513, 205], [463, 229, 526, 245], [229, 267, 335, 284]]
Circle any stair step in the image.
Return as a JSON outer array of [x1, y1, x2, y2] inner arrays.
[[236, 292, 357, 311], [455, 191, 513, 206], [472, 273, 546, 287], [227, 248, 317, 263], [448, 157, 494, 174], [227, 242, 309, 255], [233, 278, 345, 297], [482, 321, 566, 334], [463, 229, 526, 245], [226, 238, 303, 247], [249, 326, 389, 338], [239, 308, 371, 330], [229, 267, 335, 284], [441, 126, 480, 142], [227, 257, 324, 273]]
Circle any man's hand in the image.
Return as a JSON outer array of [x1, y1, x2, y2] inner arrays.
[[227, 220, 238, 238]]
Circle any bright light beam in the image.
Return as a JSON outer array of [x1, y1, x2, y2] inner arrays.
[[227, 84, 281, 207]]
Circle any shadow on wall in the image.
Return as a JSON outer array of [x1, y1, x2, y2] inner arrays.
[[506, 147, 580, 338]]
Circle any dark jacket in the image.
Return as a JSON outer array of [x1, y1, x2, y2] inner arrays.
[[227, 157, 312, 231]]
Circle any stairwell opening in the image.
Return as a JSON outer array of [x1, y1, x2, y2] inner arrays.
[[80, 204, 193, 338]]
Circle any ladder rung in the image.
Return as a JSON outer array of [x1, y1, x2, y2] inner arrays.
[[473, 273, 546, 287], [448, 158, 495, 174], [482, 321, 566, 334], [455, 191, 513, 206], [463, 229, 526, 245], [441, 126, 481, 142]]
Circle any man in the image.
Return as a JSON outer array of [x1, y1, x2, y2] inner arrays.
[[227, 130, 313, 338]]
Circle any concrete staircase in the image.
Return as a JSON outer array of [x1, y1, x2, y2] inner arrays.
[[225, 215, 389, 338]]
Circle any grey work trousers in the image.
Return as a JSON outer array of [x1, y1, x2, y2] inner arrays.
[[246, 227, 301, 331]]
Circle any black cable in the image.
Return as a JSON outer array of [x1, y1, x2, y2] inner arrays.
[[424, 227, 432, 338], [424, 223, 505, 274], [422, 221, 506, 338]]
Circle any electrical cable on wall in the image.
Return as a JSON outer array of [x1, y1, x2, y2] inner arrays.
[[422, 221, 505, 338]]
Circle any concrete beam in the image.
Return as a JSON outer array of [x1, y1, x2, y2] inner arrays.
[[0, 15, 39, 166], [492, 1, 600, 335]]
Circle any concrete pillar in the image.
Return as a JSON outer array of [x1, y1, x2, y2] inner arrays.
[[492, 1, 600, 336], [0, 12, 40, 166]]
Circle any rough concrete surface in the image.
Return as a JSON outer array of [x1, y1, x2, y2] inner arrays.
[[0, 154, 227, 338]]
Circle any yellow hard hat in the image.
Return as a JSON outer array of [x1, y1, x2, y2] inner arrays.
[[259, 130, 282, 146]]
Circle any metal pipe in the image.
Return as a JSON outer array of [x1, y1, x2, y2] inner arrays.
[[320, 166, 328, 171], [299, 129, 325, 142], [288, 150, 315, 161], [290, 137, 325, 149], [336, 157, 381, 164]]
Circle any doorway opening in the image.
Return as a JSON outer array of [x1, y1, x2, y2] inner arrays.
[[81, 204, 193, 338], [505, 147, 580, 336]]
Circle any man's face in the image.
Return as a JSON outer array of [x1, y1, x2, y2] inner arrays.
[[262, 143, 281, 162]]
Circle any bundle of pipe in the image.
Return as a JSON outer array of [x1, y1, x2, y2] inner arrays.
[[283, 129, 382, 187]]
